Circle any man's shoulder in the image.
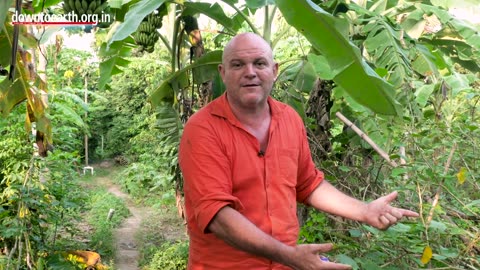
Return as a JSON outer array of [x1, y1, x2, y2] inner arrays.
[[184, 97, 224, 126]]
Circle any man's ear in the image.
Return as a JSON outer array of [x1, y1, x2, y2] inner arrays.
[[273, 62, 279, 79], [218, 64, 226, 82]]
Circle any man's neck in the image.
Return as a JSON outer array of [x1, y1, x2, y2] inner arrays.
[[228, 99, 271, 129]]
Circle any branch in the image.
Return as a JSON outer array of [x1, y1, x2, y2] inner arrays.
[[426, 143, 456, 226], [335, 112, 398, 167]]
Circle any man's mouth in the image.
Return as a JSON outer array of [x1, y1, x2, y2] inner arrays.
[[242, 83, 260, 87]]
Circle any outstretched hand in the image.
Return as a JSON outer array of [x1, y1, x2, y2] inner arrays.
[[286, 243, 352, 270], [364, 191, 419, 230]]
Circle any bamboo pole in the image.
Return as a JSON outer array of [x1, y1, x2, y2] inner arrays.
[[84, 76, 89, 166], [335, 112, 398, 167]]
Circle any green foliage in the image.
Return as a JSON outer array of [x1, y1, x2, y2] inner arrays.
[[117, 162, 168, 199], [0, 105, 88, 269], [143, 241, 189, 270], [84, 189, 130, 260], [89, 57, 167, 160], [276, 0, 401, 116]]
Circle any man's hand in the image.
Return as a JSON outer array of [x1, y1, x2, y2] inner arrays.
[[285, 244, 351, 270], [363, 191, 419, 230]]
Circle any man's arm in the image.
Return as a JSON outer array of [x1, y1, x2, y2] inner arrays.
[[208, 206, 352, 270], [306, 180, 419, 229]]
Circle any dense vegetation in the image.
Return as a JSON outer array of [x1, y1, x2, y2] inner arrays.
[[1, 0, 479, 269]]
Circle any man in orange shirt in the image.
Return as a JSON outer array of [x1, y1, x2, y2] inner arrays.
[[179, 32, 419, 270]]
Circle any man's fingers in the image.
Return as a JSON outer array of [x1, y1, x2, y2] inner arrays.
[[383, 191, 398, 203], [380, 215, 390, 225], [400, 209, 420, 217], [384, 213, 398, 223], [391, 209, 403, 219], [308, 243, 334, 253]]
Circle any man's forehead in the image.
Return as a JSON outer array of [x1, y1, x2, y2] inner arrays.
[[225, 47, 272, 61]]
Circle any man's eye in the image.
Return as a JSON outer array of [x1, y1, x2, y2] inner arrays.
[[256, 62, 267, 67], [231, 63, 242, 68]]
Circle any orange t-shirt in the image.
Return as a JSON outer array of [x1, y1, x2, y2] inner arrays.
[[179, 94, 324, 269]]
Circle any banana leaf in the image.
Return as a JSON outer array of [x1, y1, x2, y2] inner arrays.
[[276, 0, 401, 116], [149, 50, 222, 106]]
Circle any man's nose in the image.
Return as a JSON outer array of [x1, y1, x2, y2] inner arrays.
[[244, 64, 256, 78]]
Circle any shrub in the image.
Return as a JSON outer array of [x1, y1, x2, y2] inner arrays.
[[144, 241, 189, 270]]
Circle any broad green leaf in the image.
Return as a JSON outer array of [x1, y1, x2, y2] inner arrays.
[[348, 229, 362, 237], [109, 0, 123, 9], [99, 56, 130, 90], [0, 75, 27, 116], [362, 18, 411, 87], [333, 86, 369, 113], [0, 20, 13, 67], [412, 45, 441, 77], [429, 220, 447, 233], [359, 260, 382, 270], [182, 2, 235, 33], [53, 103, 86, 130], [444, 73, 472, 95], [149, 50, 222, 107], [279, 60, 317, 93], [414, 84, 435, 107], [431, 0, 479, 9], [33, 0, 62, 13], [0, 1, 9, 30], [335, 254, 359, 270], [212, 72, 226, 99], [456, 167, 467, 185], [438, 246, 459, 258], [108, 0, 166, 45], [307, 54, 335, 80], [387, 223, 411, 233], [192, 61, 219, 85], [19, 25, 38, 48], [419, 4, 480, 59], [98, 40, 133, 90], [420, 246, 433, 265], [246, 0, 275, 9], [155, 103, 183, 145], [37, 26, 62, 44], [276, 0, 401, 115], [283, 85, 306, 120], [391, 167, 408, 177]]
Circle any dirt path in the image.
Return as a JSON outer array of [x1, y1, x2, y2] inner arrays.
[[92, 167, 187, 270], [107, 183, 146, 270]]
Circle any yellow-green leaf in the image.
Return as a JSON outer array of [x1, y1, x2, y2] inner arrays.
[[457, 167, 467, 185], [421, 245, 433, 265]]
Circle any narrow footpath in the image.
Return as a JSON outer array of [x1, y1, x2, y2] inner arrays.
[[89, 165, 187, 270], [107, 183, 146, 270]]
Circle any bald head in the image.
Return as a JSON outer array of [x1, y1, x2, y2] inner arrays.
[[222, 33, 274, 64], [218, 32, 278, 112]]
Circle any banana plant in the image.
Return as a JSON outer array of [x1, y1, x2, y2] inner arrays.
[[1, 15, 52, 156]]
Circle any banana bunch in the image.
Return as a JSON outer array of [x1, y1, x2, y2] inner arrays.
[[133, 3, 168, 53], [146, 13, 163, 29], [133, 30, 159, 53], [63, 0, 109, 17]]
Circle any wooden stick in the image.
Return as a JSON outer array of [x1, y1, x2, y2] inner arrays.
[[399, 146, 409, 180], [335, 112, 398, 167], [426, 143, 457, 226]]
